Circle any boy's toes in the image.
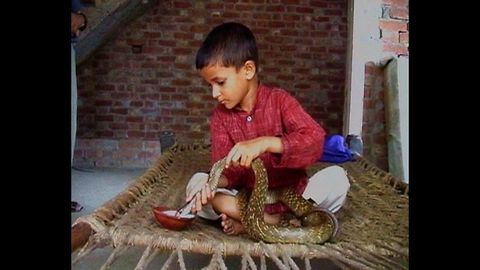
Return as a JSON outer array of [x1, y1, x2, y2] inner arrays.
[[223, 225, 232, 234]]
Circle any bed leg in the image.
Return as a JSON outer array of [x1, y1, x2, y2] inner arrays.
[[71, 222, 92, 252]]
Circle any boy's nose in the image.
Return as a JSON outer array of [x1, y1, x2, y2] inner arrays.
[[212, 86, 220, 99]]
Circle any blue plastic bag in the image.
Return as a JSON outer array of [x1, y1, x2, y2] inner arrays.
[[319, 134, 353, 163]]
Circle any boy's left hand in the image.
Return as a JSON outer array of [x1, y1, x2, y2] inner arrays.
[[225, 137, 268, 168]]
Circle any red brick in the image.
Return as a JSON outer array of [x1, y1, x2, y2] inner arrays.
[[262, 67, 281, 73], [266, 5, 285, 12], [313, 16, 329, 22], [161, 117, 175, 125], [279, 59, 295, 65], [399, 32, 409, 44], [391, 0, 408, 7], [126, 116, 144, 122], [173, 48, 192, 55], [382, 41, 409, 55], [296, 7, 314, 13], [119, 140, 143, 148], [143, 32, 161, 39], [157, 56, 175, 62], [142, 47, 165, 54], [189, 40, 203, 47], [174, 63, 192, 70], [390, 6, 409, 19], [280, 29, 298, 36], [190, 25, 210, 33], [222, 11, 240, 18], [281, 0, 300, 4], [171, 109, 189, 116], [186, 117, 204, 124], [157, 40, 176, 47], [111, 123, 128, 130], [170, 124, 190, 131], [138, 151, 157, 159], [172, 94, 188, 100], [145, 141, 160, 149], [173, 1, 192, 8], [294, 83, 311, 89], [171, 79, 192, 86], [206, 3, 223, 9], [95, 115, 114, 122], [279, 45, 296, 51], [173, 32, 194, 39], [325, 9, 343, 16], [110, 108, 128, 115], [269, 21, 286, 28], [95, 100, 113, 106], [95, 84, 115, 91], [127, 131, 145, 138], [310, 31, 328, 38], [235, 4, 254, 11], [381, 30, 399, 43], [379, 20, 408, 32], [277, 75, 295, 81], [308, 47, 327, 53], [310, 1, 327, 8], [113, 149, 138, 159], [97, 131, 114, 137], [142, 79, 159, 85], [111, 92, 131, 99]]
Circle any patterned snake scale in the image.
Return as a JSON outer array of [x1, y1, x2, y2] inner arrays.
[[208, 157, 338, 244]]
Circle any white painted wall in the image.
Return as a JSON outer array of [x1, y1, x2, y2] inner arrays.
[[343, 0, 394, 137], [397, 57, 409, 182]]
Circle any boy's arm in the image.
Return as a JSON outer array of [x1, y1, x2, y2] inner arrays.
[[274, 93, 326, 168]]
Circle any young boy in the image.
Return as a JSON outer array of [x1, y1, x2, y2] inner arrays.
[[185, 22, 350, 235]]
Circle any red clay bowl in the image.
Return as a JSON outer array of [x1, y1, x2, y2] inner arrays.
[[152, 206, 195, 231]]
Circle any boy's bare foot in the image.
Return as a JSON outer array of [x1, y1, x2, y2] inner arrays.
[[220, 213, 245, 235], [289, 218, 301, 227]]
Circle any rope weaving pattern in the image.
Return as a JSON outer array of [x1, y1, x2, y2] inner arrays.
[[72, 143, 408, 269]]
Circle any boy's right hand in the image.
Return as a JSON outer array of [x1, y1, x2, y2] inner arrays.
[[185, 173, 215, 214], [225, 137, 268, 168], [225, 136, 283, 168]]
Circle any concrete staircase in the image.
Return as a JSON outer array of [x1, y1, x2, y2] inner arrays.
[[75, 0, 158, 64]]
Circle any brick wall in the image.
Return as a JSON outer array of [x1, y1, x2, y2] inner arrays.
[[361, 0, 408, 171], [362, 63, 388, 171], [74, 0, 348, 168], [380, 0, 409, 56]]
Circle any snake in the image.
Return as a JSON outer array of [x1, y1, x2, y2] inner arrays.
[[207, 157, 338, 244]]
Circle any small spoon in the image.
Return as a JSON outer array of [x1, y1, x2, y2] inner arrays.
[[175, 192, 198, 217]]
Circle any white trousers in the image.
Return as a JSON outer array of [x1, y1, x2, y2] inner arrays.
[[186, 165, 351, 220]]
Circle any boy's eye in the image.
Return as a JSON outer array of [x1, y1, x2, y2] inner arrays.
[[216, 81, 225, 86]]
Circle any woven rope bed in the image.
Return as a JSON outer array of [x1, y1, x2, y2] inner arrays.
[[72, 143, 409, 269]]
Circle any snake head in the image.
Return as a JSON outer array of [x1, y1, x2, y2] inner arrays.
[[301, 208, 339, 241]]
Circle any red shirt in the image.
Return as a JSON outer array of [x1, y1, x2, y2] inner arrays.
[[210, 84, 326, 214]]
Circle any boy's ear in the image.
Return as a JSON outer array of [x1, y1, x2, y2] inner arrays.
[[243, 60, 256, 80]]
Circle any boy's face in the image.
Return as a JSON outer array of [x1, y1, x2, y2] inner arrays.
[[199, 63, 249, 110]]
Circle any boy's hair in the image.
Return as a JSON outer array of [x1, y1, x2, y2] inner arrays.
[[195, 22, 258, 70]]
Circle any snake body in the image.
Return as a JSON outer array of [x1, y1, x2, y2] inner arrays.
[[208, 157, 338, 244]]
